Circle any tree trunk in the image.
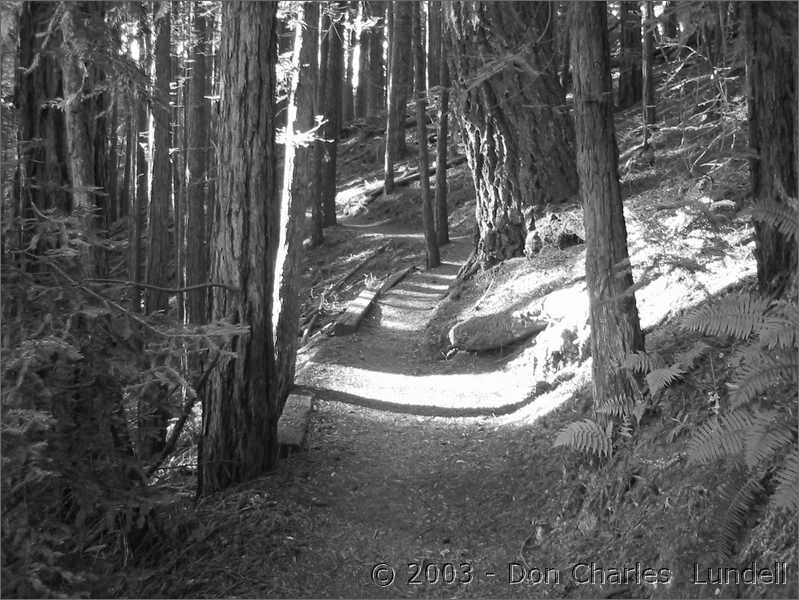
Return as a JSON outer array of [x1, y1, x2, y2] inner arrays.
[[145, 1, 172, 314], [275, 1, 320, 408], [572, 1, 644, 408], [426, 1, 441, 91], [310, 8, 329, 247], [744, 2, 797, 296], [61, 2, 107, 277], [384, 0, 411, 194], [186, 0, 212, 324], [342, 9, 355, 124], [130, 18, 149, 312], [413, 3, 439, 270], [557, 2, 572, 91], [434, 4, 449, 246], [200, 0, 280, 495], [321, 3, 344, 227], [642, 0, 656, 129], [447, 1, 576, 272], [366, 1, 385, 118], [617, 1, 642, 109], [122, 103, 133, 221], [16, 2, 69, 217], [355, 1, 369, 119]]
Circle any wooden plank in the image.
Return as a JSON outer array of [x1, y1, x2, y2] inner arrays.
[[278, 393, 313, 454], [332, 288, 379, 335], [380, 265, 413, 293], [331, 266, 415, 336]]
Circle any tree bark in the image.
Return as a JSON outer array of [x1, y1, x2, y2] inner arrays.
[[434, 3, 449, 246], [413, 3, 439, 270], [355, 1, 369, 119], [321, 3, 344, 227], [342, 7, 356, 124], [642, 0, 656, 129], [130, 17, 149, 312], [145, 1, 172, 314], [16, 2, 69, 217], [186, 0, 212, 323], [384, 0, 411, 194], [310, 6, 330, 246], [572, 1, 644, 408], [366, 1, 385, 118], [61, 2, 107, 277], [275, 1, 320, 407], [617, 1, 642, 109], [426, 1, 441, 91], [744, 2, 797, 296], [200, 0, 280, 495], [447, 1, 576, 272], [557, 2, 572, 92]]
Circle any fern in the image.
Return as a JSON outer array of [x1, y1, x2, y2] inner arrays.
[[673, 341, 711, 370], [728, 353, 798, 408], [682, 293, 771, 340], [717, 474, 768, 557], [773, 449, 799, 511], [554, 419, 613, 458], [688, 409, 754, 464], [750, 197, 799, 242], [759, 300, 799, 349], [743, 414, 795, 470], [646, 365, 687, 396]]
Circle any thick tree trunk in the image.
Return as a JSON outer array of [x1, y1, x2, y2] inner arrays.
[[200, 1, 280, 495], [617, 1, 642, 109], [413, 3, 439, 269], [642, 0, 656, 129], [186, 0, 212, 323], [61, 2, 106, 277], [130, 21, 149, 311], [434, 4, 449, 246], [426, 1, 441, 91], [572, 2, 644, 408], [321, 3, 344, 227], [744, 2, 797, 296], [274, 1, 320, 407], [447, 1, 576, 271], [366, 1, 385, 118], [16, 2, 69, 216], [384, 0, 411, 194], [145, 2, 172, 314]]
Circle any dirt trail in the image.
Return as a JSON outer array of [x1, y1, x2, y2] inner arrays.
[[266, 217, 571, 598], [296, 218, 541, 417]]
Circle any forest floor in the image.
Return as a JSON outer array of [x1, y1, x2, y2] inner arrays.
[[131, 69, 796, 599]]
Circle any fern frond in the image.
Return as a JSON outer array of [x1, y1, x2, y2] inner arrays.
[[759, 301, 799, 350], [687, 409, 755, 464], [773, 449, 799, 511], [751, 198, 799, 242], [682, 293, 771, 340], [595, 395, 635, 418], [646, 365, 686, 396], [718, 475, 767, 557], [728, 353, 798, 408], [743, 412, 795, 469], [674, 341, 712, 370], [621, 351, 664, 374], [554, 419, 613, 458]]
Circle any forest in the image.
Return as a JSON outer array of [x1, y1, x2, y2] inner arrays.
[[1, 0, 797, 597]]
